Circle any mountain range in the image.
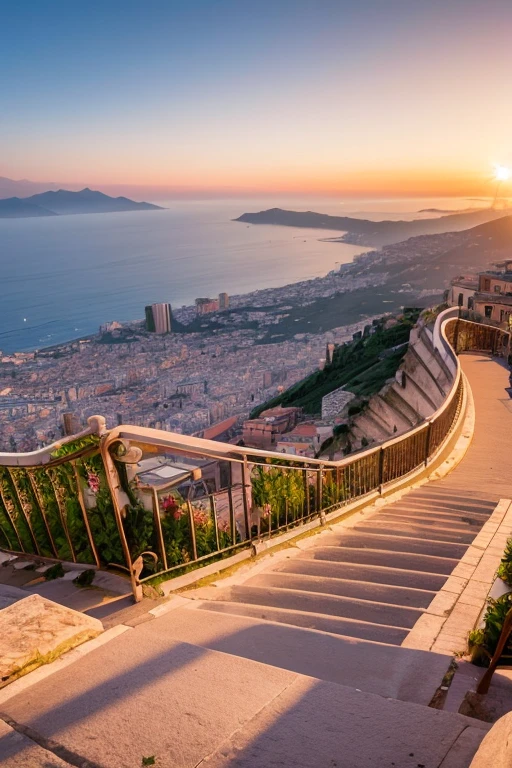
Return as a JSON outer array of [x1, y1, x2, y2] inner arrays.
[[0, 188, 164, 218], [235, 207, 507, 247]]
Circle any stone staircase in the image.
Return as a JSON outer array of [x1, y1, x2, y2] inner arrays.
[[185, 485, 496, 650]]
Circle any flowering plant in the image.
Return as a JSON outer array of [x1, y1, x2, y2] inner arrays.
[[86, 472, 101, 494], [159, 489, 235, 567]]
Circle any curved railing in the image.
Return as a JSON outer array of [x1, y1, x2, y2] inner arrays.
[[0, 315, 508, 600]]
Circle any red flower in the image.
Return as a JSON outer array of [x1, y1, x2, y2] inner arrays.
[[87, 472, 100, 493]]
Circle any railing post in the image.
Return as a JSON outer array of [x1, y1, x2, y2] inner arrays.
[[317, 464, 324, 518], [425, 422, 432, 467], [99, 437, 139, 601], [378, 447, 385, 494], [241, 457, 252, 541]]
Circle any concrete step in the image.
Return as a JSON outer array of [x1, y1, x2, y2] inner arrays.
[[353, 521, 475, 545], [307, 545, 457, 574], [163, 604, 451, 705], [273, 556, 447, 591], [204, 584, 422, 628], [356, 514, 477, 537], [246, 572, 435, 609], [375, 504, 489, 524], [321, 530, 467, 558], [407, 491, 496, 509], [373, 509, 486, 530], [196, 599, 410, 645], [400, 503, 493, 521]]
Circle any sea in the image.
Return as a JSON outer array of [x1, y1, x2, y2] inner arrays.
[[0, 196, 484, 353]]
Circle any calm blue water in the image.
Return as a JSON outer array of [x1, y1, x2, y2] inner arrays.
[[0, 199, 369, 352], [0, 196, 480, 352]]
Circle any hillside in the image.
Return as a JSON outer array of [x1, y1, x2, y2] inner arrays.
[[250, 313, 419, 417], [0, 188, 164, 218], [235, 207, 507, 247]]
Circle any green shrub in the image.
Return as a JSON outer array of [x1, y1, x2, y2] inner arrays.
[[469, 593, 512, 666], [497, 538, 512, 586], [45, 562, 65, 580], [73, 569, 96, 587]]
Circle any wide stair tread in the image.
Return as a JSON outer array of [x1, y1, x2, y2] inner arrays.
[[395, 501, 493, 519], [274, 557, 447, 591], [352, 515, 481, 547], [204, 584, 422, 628], [195, 600, 409, 645], [307, 546, 457, 574], [353, 521, 476, 545], [320, 530, 468, 558], [406, 490, 497, 508], [374, 505, 489, 525], [169, 604, 452, 704], [247, 572, 435, 609]]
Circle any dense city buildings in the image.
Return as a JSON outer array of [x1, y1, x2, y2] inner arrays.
[[145, 303, 172, 333]]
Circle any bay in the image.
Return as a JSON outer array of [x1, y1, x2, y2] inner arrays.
[[0, 195, 482, 352], [0, 198, 367, 352]]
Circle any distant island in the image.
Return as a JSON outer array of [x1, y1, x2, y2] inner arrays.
[[0, 188, 164, 219], [235, 207, 506, 247]]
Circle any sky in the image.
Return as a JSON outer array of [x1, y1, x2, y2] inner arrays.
[[1, 0, 512, 198]]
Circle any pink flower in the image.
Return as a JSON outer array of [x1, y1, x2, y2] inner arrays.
[[161, 495, 176, 511], [87, 472, 100, 493], [173, 507, 185, 520], [193, 510, 209, 527], [217, 518, 230, 533]]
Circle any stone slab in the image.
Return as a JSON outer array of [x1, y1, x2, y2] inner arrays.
[[203, 677, 488, 768], [0, 594, 103, 685], [1, 616, 489, 768], [155, 604, 452, 705], [2, 628, 297, 768], [0, 720, 71, 768]]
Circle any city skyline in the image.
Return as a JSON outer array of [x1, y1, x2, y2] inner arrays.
[[2, 0, 512, 199]]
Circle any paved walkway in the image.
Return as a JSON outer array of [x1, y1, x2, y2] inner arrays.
[[0, 353, 510, 768], [433, 353, 512, 500]]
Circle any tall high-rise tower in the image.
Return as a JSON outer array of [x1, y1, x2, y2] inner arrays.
[[145, 303, 172, 333]]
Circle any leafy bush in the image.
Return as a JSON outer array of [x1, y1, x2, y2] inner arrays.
[[159, 490, 233, 567], [469, 593, 512, 666], [73, 569, 96, 587], [252, 460, 306, 531], [497, 538, 512, 586], [45, 562, 65, 580]]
